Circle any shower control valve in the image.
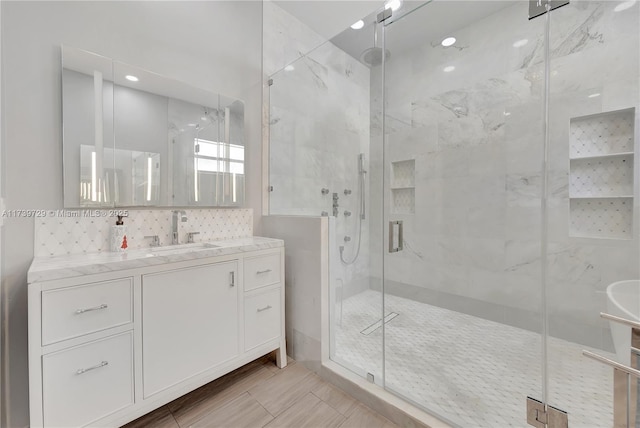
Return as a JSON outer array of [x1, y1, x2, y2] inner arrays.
[[321, 188, 329, 195], [344, 211, 352, 217], [344, 189, 352, 195], [344, 236, 351, 243]]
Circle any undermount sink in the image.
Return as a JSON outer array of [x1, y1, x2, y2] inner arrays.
[[145, 242, 220, 257]]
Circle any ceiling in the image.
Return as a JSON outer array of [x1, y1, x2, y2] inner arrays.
[[272, 0, 382, 41], [277, 0, 519, 66]]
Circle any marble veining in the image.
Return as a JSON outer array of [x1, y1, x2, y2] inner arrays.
[[28, 237, 283, 283]]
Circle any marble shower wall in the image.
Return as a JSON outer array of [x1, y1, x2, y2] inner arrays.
[[381, 0, 640, 349], [266, 1, 372, 298]]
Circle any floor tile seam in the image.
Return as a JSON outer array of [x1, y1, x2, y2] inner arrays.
[[173, 389, 255, 428], [165, 405, 184, 428], [309, 390, 353, 417]]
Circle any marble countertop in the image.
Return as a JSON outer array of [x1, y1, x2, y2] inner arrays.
[[28, 236, 284, 283]]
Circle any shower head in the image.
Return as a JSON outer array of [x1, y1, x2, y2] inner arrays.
[[360, 47, 390, 67], [359, 19, 390, 67]]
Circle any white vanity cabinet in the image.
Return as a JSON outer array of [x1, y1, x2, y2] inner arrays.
[[142, 261, 239, 398], [29, 275, 136, 428], [28, 241, 285, 428]]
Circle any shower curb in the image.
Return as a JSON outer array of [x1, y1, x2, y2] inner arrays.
[[320, 360, 454, 428]]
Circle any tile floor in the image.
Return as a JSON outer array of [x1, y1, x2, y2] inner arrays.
[[333, 290, 615, 428], [123, 354, 398, 428]]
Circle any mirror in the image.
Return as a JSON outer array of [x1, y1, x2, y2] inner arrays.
[[62, 46, 245, 208]]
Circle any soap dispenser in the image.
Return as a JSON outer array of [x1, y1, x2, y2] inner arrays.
[[110, 215, 128, 252]]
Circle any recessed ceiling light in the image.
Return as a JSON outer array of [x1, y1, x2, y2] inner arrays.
[[351, 20, 364, 30], [441, 37, 456, 47], [125, 75, 139, 82], [503, 111, 511, 117], [588, 93, 601, 98], [614, 0, 636, 12], [284, 65, 295, 71], [187, 123, 197, 127], [513, 39, 529, 48], [385, 0, 402, 12], [443, 65, 455, 72]]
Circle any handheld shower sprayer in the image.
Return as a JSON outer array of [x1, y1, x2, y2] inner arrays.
[[358, 153, 367, 175], [340, 153, 367, 265]]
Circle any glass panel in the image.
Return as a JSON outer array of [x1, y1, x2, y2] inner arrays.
[[62, 46, 114, 207], [383, 1, 546, 425], [268, 15, 383, 383], [169, 96, 221, 206], [546, 1, 640, 426]]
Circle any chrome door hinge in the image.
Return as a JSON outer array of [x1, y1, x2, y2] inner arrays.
[[377, 8, 392, 23], [528, 0, 570, 20], [527, 397, 568, 428]]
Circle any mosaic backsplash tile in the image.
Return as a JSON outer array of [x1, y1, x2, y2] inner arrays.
[[34, 208, 253, 257]]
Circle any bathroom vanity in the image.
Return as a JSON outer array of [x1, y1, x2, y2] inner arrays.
[[27, 237, 285, 428]]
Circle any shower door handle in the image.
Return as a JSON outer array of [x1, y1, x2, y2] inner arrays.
[[389, 221, 403, 253]]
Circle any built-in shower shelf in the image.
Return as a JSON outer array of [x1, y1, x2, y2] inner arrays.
[[570, 151, 634, 161], [569, 108, 636, 240], [570, 195, 633, 199], [391, 188, 415, 214], [391, 159, 415, 214]]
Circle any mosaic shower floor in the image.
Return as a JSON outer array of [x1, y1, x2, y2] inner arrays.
[[332, 290, 614, 428]]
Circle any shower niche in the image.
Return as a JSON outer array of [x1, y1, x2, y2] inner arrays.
[[569, 108, 636, 239], [390, 159, 415, 214]]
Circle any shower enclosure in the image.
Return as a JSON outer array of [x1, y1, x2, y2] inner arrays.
[[268, 0, 640, 426]]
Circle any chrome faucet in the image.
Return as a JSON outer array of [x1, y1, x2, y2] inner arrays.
[[171, 210, 187, 244]]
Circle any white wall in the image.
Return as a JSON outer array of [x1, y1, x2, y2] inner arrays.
[[0, 2, 262, 426]]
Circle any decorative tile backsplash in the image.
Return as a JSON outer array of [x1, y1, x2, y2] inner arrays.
[[34, 208, 253, 257]]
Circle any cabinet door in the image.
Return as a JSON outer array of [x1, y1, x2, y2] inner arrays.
[[142, 261, 238, 398], [42, 332, 134, 428], [41, 277, 133, 345], [244, 288, 282, 351]]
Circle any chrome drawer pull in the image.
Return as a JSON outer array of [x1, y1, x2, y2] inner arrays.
[[76, 360, 108, 375], [257, 305, 273, 313], [256, 269, 272, 275], [75, 304, 108, 315]]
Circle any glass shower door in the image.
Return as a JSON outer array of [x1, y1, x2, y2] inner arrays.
[[545, 1, 640, 427], [381, 1, 546, 426], [325, 15, 385, 387]]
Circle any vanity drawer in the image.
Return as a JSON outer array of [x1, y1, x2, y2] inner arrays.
[[42, 278, 133, 346], [245, 288, 281, 351], [243, 252, 281, 292], [42, 331, 134, 428]]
